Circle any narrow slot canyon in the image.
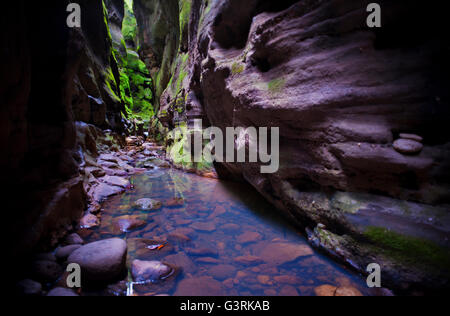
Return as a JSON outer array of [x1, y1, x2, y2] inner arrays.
[[2, 0, 449, 297]]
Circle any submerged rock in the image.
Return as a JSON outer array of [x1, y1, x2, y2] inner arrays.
[[168, 232, 191, 243], [131, 260, 173, 283], [335, 286, 363, 297], [165, 197, 185, 207], [80, 214, 100, 229], [130, 238, 174, 259], [164, 253, 197, 274], [234, 256, 264, 265], [190, 221, 216, 232], [133, 198, 162, 211], [196, 257, 220, 264], [209, 265, 237, 281], [174, 276, 224, 296], [314, 284, 363, 296], [280, 285, 299, 296], [222, 223, 240, 232], [274, 275, 303, 285], [186, 248, 219, 258], [257, 275, 271, 285], [105, 280, 128, 297], [113, 215, 147, 233], [255, 242, 314, 265], [67, 238, 127, 282], [237, 232, 262, 244], [314, 285, 337, 296], [208, 205, 227, 219]]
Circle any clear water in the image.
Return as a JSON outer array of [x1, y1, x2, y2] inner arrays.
[[81, 167, 371, 296]]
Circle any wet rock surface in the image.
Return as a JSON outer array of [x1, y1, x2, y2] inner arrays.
[[131, 0, 450, 293], [113, 215, 147, 233], [64, 233, 84, 246], [47, 287, 79, 297], [131, 260, 174, 283], [80, 214, 100, 229], [55, 245, 82, 261], [133, 198, 163, 211], [393, 139, 424, 155], [67, 238, 127, 282], [314, 284, 363, 297]]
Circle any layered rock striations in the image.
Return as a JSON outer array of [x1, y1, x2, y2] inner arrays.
[[135, 0, 450, 292], [2, 0, 449, 294]]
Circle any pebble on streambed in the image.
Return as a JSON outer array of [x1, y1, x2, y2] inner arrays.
[[133, 198, 163, 211]]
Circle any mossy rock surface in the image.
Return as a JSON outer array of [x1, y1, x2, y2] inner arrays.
[[364, 226, 450, 272], [268, 78, 286, 94]]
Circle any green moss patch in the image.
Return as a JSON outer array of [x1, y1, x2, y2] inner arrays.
[[268, 78, 286, 94], [119, 49, 155, 125], [365, 226, 450, 271], [123, 0, 138, 47], [179, 0, 192, 35], [166, 122, 213, 172], [231, 62, 245, 75]]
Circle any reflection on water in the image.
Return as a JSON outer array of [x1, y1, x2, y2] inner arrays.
[[83, 167, 369, 296]]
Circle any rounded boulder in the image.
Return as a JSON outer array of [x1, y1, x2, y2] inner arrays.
[[67, 238, 127, 282]]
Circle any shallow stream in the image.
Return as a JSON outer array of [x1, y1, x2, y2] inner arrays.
[[82, 167, 370, 296]]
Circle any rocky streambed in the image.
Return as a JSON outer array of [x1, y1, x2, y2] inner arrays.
[[16, 136, 392, 296]]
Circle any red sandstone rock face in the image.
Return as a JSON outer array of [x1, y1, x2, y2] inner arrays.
[[134, 0, 450, 290], [137, 0, 449, 206], [192, 0, 450, 205]]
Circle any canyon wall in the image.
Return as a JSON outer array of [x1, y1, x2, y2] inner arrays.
[[1, 0, 448, 293], [1, 0, 127, 260], [136, 0, 450, 292]]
